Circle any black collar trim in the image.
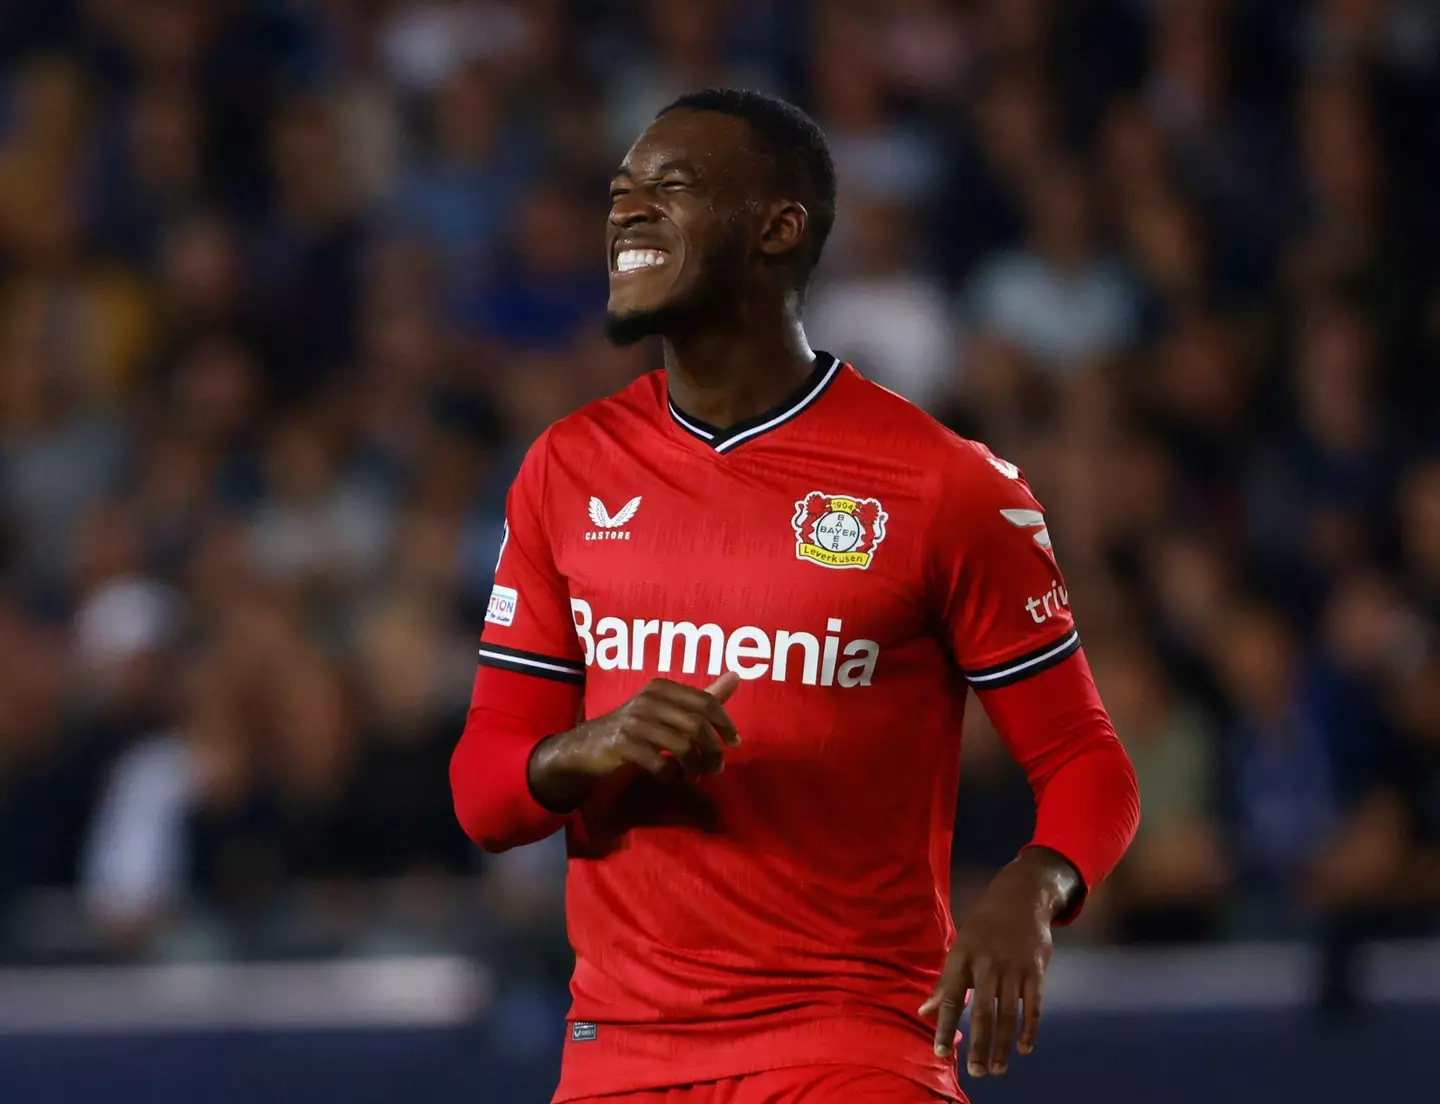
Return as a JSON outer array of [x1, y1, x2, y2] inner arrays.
[[667, 352, 842, 453]]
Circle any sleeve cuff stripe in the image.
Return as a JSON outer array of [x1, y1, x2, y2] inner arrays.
[[964, 630, 1081, 688], [477, 646, 585, 683]]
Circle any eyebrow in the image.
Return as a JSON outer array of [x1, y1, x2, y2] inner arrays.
[[611, 159, 698, 181]]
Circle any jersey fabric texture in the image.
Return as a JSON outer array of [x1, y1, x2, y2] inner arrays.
[[565, 1063, 958, 1103], [462, 354, 1132, 1103]]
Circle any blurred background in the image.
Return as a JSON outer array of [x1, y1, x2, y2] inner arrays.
[[1, 1, 1439, 1101]]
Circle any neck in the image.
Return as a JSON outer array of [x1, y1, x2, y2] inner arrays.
[[663, 300, 815, 429]]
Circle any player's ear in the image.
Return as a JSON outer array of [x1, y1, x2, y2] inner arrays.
[[757, 199, 807, 261]]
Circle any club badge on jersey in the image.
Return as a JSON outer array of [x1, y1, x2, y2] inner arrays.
[[791, 492, 888, 570]]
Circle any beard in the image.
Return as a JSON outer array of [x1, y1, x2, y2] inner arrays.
[[603, 295, 704, 347], [604, 233, 748, 347]]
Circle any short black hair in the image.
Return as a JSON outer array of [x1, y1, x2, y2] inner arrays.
[[658, 88, 836, 292]]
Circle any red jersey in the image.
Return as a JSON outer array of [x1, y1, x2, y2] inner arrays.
[[466, 354, 1116, 1101]]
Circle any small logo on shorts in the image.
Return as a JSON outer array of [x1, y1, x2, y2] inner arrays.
[[570, 1021, 598, 1042]]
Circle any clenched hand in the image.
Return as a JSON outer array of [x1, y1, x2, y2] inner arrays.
[[528, 673, 741, 811]]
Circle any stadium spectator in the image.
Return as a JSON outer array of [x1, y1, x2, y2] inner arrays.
[[0, 0, 1436, 981], [1093, 636, 1229, 943], [807, 195, 957, 411], [964, 157, 1140, 375]]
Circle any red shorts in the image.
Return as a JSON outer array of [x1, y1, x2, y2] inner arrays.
[[567, 1065, 960, 1104]]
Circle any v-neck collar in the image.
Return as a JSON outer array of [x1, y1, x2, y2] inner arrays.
[[666, 351, 842, 454]]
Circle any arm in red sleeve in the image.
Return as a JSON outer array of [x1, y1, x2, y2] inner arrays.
[[451, 428, 588, 852], [926, 439, 1139, 918], [978, 649, 1140, 915], [451, 664, 583, 852]]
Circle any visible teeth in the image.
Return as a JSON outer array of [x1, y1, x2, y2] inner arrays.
[[616, 248, 668, 273]]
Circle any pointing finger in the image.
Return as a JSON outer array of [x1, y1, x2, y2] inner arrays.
[[702, 673, 741, 746], [706, 671, 741, 702]]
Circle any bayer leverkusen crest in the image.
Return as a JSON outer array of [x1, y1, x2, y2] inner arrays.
[[792, 492, 889, 570]]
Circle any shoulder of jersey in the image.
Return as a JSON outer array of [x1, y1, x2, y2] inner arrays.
[[845, 371, 1031, 496], [538, 370, 666, 454], [844, 372, 1001, 465]]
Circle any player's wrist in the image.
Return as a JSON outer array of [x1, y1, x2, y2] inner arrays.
[[527, 728, 595, 812], [1011, 846, 1084, 924]]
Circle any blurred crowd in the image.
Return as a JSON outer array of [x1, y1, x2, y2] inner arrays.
[[1, 0, 1439, 976]]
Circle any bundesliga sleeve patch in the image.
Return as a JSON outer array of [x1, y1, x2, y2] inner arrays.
[[792, 492, 888, 570], [485, 584, 518, 627]]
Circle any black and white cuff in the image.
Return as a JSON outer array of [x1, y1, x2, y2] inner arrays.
[[477, 643, 586, 684], [963, 629, 1081, 690]]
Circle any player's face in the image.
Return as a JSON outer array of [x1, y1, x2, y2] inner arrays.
[[604, 110, 764, 346]]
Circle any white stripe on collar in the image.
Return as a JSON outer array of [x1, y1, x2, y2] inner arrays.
[[666, 352, 841, 452]]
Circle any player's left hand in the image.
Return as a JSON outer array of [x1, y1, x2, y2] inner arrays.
[[919, 847, 1081, 1079]]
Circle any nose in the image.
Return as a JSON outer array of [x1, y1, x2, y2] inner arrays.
[[609, 192, 655, 230]]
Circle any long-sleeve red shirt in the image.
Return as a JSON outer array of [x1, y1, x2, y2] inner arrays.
[[451, 359, 1139, 1102]]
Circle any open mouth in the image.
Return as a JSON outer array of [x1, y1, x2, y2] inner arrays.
[[612, 248, 670, 275]]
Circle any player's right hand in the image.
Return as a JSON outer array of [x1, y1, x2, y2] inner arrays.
[[540, 672, 741, 785]]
